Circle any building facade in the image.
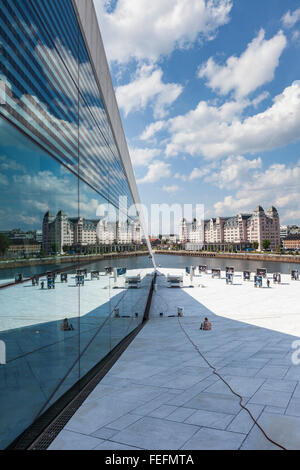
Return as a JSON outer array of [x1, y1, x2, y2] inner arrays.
[[0, 0, 154, 449], [180, 218, 204, 244], [280, 225, 289, 241], [280, 225, 300, 244], [42, 211, 142, 253], [180, 206, 280, 251], [282, 235, 300, 251]]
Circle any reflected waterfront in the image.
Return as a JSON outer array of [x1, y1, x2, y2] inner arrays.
[[0, 256, 153, 282], [0, 253, 297, 283], [154, 254, 299, 275]]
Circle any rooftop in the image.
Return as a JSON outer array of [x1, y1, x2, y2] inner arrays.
[[284, 234, 300, 240], [50, 268, 300, 450]]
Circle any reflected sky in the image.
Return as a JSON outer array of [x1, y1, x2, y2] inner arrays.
[[0, 0, 135, 212], [0, 117, 137, 231]]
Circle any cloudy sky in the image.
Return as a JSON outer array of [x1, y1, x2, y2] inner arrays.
[[94, 0, 300, 226]]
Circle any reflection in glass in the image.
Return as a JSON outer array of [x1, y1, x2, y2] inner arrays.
[[0, 0, 154, 449]]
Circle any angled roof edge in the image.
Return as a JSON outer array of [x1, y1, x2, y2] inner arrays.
[[71, 0, 154, 264]]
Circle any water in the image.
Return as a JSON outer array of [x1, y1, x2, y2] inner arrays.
[[0, 262, 75, 281], [0, 253, 297, 282], [153, 254, 298, 275], [0, 256, 154, 281]]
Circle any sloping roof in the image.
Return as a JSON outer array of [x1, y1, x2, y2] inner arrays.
[[43, 211, 54, 218], [56, 210, 67, 217], [283, 234, 300, 241]]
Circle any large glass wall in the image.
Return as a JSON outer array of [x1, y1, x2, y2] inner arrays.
[[0, 0, 154, 449]]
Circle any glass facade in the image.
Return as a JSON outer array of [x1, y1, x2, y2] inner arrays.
[[0, 0, 154, 449]]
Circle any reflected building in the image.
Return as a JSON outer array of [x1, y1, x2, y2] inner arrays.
[[42, 210, 142, 253], [0, 0, 154, 450], [97, 217, 142, 245]]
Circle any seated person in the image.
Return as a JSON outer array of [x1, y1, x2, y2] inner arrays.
[[61, 318, 74, 331], [200, 317, 212, 330]]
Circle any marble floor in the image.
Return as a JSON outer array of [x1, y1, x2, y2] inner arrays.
[[49, 268, 300, 450], [0, 268, 153, 449]]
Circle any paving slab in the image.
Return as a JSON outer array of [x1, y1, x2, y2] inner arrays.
[[49, 269, 300, 450], [166, 407, 196, 423], [261, 379, 297, 393], [249, 389, 292, 408], [107, 413, 143, 431], [91, 427, 118, 440], [65, 396, 138, 435], [204, 375, 265, 398], [241, 412, 300, 450], [147, 405, 178, 419], [185, 409, 235, 430], [285, 397, 300, 417], [94, 440, 143, 450], [184, 392, 241, 415], [227, 404, 264, 434], [110, 416, 199, 450], [181, 427, 245, 450], [264, 406, 286, 415], [48, 430, 102, 450], [256, 365, 290, 379], [131, 391, 179, 416]]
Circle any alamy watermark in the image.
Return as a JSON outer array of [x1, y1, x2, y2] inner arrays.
[[96, 196, 205, 239]]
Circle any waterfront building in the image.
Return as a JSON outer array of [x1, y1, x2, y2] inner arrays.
[[42, 211, 142, 253], [149, 237, 162, 247], [179, 206, 280, 251], [0, 229, 42, 243], [280, 225, 289, 240], [7, 242, 41, 257], [0, 0, 154, 449], [180, 218, 204, 245], [161, 234, 179, 244], [282, 234, 300, 251], [289, 225, 300, 235]]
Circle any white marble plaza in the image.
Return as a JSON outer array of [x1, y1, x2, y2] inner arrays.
[[0, 269, 153, 332], [49, 268, 300, 450]]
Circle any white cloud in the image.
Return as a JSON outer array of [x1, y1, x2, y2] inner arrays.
[[129, 146, 161, 167], [116, 65, 183, 118], [140, 120, 167, 141], [174, 173, 187, 182], [282, 8, 300, 29], [206, 155, 262, 189], [213, 159, 300, 223], [292, 30, 300, 42], [189, 167, 211, 181], [0, 174, 9, 186], [94, 0, 233, 64], [162, 184, 180, 193], [147, 81, 300, 160], [283, 209, 300, 221], [175, 166, 213, 182], [0, 156, 24, 172], [13, 171, 76, 196], [9, 168, 106, 224], [251, 91, 270, 108], [137, 160, 171, 183], [36, 39, 99, 99], [15, 214, 41, 226], [198, 29, 287, 98]]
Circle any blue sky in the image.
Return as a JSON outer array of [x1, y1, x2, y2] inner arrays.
[[94, 0, 300, 228]]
